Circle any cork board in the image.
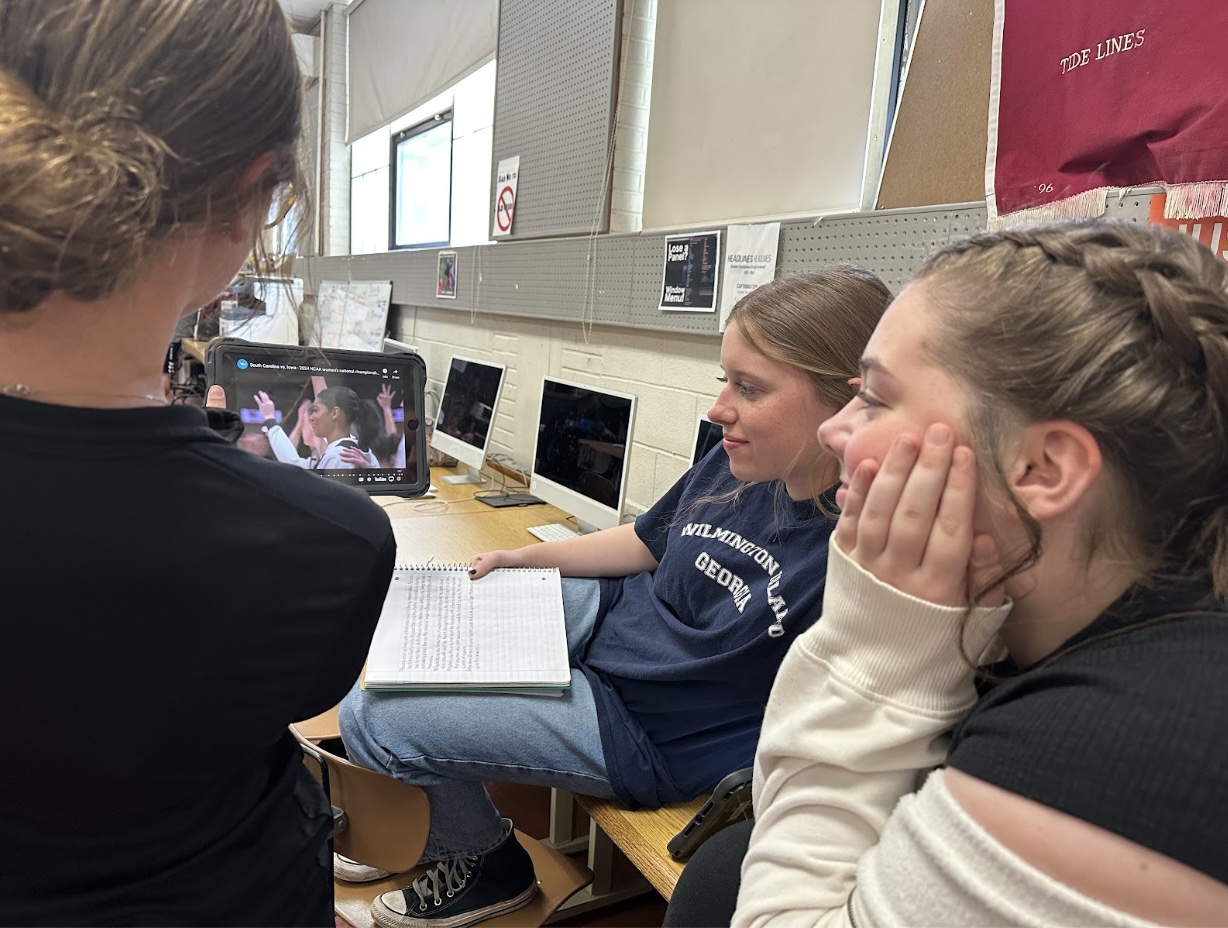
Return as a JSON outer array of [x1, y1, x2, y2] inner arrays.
[[876, 0, 994, 209]]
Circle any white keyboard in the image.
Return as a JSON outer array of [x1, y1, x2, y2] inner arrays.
[[527, 522, 580, 543]]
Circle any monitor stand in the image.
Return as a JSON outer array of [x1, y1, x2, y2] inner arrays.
[[441, 464, 484, 485]]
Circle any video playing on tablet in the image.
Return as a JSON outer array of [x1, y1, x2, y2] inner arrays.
[[206, 340, 430, 496]]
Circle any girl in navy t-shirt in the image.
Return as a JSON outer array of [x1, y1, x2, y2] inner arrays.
[[340, 269, 892, 928]]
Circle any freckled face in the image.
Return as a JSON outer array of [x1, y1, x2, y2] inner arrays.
[[707, 320, 840, 500]]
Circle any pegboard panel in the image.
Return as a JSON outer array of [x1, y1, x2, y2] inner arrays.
[[490, 0, 620, 238], [1103, 191, 1155, 223], [299, 192, 1162, 333], [779, 203, 988, 293], [626, 233, 723, 334]]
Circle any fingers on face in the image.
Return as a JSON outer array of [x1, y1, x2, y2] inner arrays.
[[923, 444, 977, 576], [854, 434, 920, 557], [886, 425, 957, 565], [836, 424, 981, 582], [834, 459, 877, 551]]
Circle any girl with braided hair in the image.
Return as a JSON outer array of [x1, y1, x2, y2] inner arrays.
[[711, 220, 1228, 926]]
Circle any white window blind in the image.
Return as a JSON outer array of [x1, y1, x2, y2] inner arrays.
[[643, 0, 884, 229], [346, 0, 498, 142]]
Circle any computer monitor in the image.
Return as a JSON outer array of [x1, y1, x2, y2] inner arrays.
[[692, 414, 724, 465], [529, 376, 637, 534], [431, 355, 507, 484]]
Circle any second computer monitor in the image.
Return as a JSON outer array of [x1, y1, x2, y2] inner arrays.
[[692, 415, 724, 465], [431, 355, 506, 484], [530, 376, 637, 533]]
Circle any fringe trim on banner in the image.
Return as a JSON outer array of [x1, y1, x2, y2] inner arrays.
[[1163, 181, 1228, 220], [988, 188, 1109, 230]]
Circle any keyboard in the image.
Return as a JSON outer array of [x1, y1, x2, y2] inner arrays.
[[527, 522, 580, 543]]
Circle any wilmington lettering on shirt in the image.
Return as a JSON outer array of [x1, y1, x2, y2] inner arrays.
[[680, 522, 789, 622]]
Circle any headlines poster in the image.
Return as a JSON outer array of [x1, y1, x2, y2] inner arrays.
[[718, 222, 780, 331], [659, 231, 721, 312]]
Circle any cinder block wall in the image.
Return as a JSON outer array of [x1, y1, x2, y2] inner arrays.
[[395, 305, 721, 515]]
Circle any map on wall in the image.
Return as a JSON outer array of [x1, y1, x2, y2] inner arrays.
[[312, 279, 393, 351]]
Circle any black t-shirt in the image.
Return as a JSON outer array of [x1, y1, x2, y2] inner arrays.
[[0, 395, 396, 926], [947, 580, 1228, 884]]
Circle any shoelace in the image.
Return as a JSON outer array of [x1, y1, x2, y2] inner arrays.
[[410, 856, 479, 910]]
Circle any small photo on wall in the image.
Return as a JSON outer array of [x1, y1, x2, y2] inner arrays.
[[437, 251, 458, 299]]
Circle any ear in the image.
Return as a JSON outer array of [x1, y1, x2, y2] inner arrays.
[[1003, 421, 1102, 522], [225, 152, 278, 244], [237, 152, 276, 193]]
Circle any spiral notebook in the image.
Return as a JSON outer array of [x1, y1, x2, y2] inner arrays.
[[363, 565, 570, 693]]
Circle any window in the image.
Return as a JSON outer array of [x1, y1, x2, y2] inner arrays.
[[390, 111, 453, 250], [348, 61, 496, 255], [350, 126, 391, 256]]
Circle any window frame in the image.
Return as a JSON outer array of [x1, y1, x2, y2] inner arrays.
[[388, 110, 455, 251]]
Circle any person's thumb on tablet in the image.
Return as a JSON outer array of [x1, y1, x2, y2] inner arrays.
[[206, 385, 227, 408]]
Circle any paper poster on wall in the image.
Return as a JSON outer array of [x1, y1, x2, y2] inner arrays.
[[659, 231, 721, 312], [313, 279, 392, 352], [436, 251, 458, 298], [1148, 193, 1228, 263], [492, 156, 520, 238], [718, 222, 781, 331]]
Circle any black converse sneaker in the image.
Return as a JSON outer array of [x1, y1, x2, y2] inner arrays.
[[333, 853, 392, 883], [370, 820, 538, 928]]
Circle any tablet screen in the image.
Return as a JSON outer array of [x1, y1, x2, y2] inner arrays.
[[207, 341, 429, 496]]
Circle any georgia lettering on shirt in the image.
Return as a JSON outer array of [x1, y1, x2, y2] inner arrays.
[[680, 522, 789, 622]]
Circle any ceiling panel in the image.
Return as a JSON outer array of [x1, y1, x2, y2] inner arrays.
[[279, 0, 349, 30]]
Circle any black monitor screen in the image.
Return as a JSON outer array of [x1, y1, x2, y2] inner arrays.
[[535, 379, 633, 510], [435, 358, 504, 452], [693, 418, 724, 464]]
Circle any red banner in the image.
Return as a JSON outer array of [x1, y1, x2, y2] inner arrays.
[[988, 1, 1228, 226]]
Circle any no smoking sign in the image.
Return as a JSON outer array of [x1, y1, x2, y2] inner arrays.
[[492, 156, 520, 238]]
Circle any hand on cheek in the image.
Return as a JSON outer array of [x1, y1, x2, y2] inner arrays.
[[835, 424, 1003, 607]]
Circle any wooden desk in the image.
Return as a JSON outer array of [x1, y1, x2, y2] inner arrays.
[[371, 464, 534, 517], [573, 796, 701, 901], [180, 337, 209, 364], [295, 498, 690, 908], [385, 504, 565, 563]]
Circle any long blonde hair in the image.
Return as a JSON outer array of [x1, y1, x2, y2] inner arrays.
[[727, 267, 892, 414], [694, 267, 891, 516]]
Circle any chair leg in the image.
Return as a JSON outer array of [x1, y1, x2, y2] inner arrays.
[[546, 789, 589, 856], [587, 819, 616, 896]]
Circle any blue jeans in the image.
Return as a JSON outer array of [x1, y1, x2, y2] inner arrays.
[[339, 578, 617, 861]]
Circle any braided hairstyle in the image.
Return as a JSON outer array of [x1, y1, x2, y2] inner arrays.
[[916, 220, 1228, 598]]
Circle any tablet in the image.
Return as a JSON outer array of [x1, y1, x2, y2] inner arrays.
[[206, 339, 430, 497]]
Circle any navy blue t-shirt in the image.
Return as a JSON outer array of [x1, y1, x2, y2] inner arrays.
[[580, 447, 836, 807]]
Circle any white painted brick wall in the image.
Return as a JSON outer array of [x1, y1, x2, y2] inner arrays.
[[320, 3, 350, 256], [395, 306, 720, 516], [609, 0, 656, 234]]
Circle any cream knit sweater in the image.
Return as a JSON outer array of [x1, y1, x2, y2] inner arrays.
[[734, 542, 1158, 928]]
